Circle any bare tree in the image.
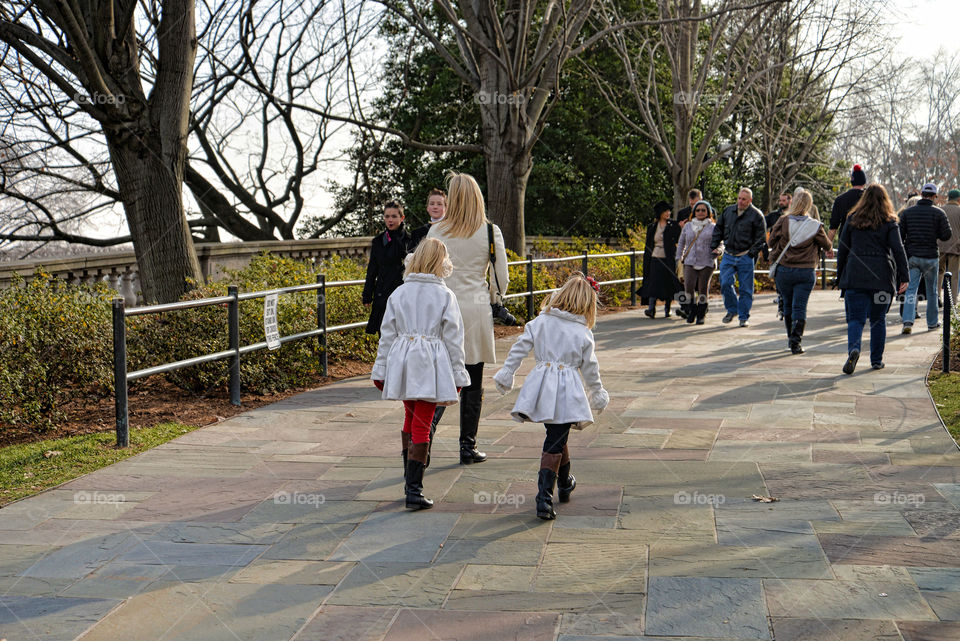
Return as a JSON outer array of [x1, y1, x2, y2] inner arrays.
[[587, 0, 886, 211], [0, 0, 203, 303]]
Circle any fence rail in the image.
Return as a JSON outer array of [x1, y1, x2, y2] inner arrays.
[[111, 249, 840, 446]]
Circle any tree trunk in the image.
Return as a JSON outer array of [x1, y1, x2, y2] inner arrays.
[[109, 141, 202, 304], [484, 150, 531, 255]]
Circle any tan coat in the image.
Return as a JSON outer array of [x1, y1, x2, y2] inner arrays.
[[428, 223, 509, 364], [940, 202, 960, 255]]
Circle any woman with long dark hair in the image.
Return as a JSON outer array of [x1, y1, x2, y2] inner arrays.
[[836, 184, 909, 374], [639, 201, 682, 318]]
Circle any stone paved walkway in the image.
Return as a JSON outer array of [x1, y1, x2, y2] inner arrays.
[[2, 291, 960, 641]]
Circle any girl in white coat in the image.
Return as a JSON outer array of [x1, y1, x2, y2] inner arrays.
[[493, 274, 609, 520], [372, 239, 472, 510]]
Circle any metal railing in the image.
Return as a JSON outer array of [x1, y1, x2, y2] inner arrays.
[[111, 275, 365, 446], [944, 272, 954, 373], [110, 248, 840, 446]]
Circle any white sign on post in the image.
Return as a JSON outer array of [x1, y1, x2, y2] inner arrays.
[[263, 293, 280, 350]]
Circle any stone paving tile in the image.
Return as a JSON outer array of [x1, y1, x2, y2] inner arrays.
[[0, 576, 75, 597], [765, 578, 937, 620], [442, 589, 641, 613], [771, 618, 903, 640], [436, 539, 544, 565], [448, 513, 551, 541], [645, 576, 770, 639], [293, 605, 398, 641], [934, 482, 960, 508], [454, 564, 536, 591], [116, 541, 267, 567], [260, 523, 356, 561], [908, 567, 960, 592], [819, 533, 960, 567], [382, 608, 559, 641], [19, 533, 135, 579], [0, 595, 120, 641], [650, 542, 831, 579], [326, 562, 462, 607], [921, 591, 960, 620], [557, 612, 644, 638], [533, 543, 646, 593], [229, 559, 354, 585], [718, 427, 859, 443], [897, 621, 960, 641], [328, 511, 457, 562], [151, 521, 294, 544], [241, 498, 377, 525], [60, 562, 170, 598]]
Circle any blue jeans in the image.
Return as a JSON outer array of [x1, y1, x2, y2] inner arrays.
[[774, 266, 816, 321], [845, 289, 890, 364], [902, 256, 939, 328], [719, 253, 755, 320]]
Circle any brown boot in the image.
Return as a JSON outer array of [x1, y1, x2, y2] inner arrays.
[[557, 445, 576, 503], [536, 452, 563, 520], [405, 442, 433, 510]]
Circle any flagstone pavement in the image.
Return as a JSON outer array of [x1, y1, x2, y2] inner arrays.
[[2, 290, 960, 641]]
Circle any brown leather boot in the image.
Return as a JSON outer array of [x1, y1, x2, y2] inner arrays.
[[536, 452, 563, 520], [405, 442, 433, 510]]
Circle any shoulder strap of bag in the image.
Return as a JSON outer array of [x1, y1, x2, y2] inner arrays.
[[770, 218, 796, 270], [487, 223, 504, 300], [681, 225, 707, 262]]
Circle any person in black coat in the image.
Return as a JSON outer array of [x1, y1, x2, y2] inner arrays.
[[639, 201, 683, 318], [836, 184, 909, 374], [410, 188, 447, 247], [363, 201, 415, 334]]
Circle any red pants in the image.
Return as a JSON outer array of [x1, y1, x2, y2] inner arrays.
[[402, 400, 436, 444]]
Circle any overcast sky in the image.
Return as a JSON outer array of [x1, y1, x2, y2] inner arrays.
[[892, 0, 960, 59]]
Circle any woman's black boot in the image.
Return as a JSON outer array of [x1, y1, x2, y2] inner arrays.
[[459, 389, 487, 464]]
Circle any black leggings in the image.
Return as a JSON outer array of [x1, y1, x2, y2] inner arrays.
[[464, 362, 484, 392], [543, 423, 573, 454]]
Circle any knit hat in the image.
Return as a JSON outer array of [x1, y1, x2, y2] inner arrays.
[[850, 164, 866, 186], [948, 189, 960, 201], [653, 201, 671, 217], [692, 199, 714, 215]]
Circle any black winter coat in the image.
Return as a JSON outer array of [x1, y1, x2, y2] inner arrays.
[[639, 219, 682, 302], [836, 221, 909, 295], [711, 204, 766, 256], [362, 225, 414, 334], [899, 200, 952, 259]]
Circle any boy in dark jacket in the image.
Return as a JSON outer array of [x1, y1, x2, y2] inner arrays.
[[899, 183, 953, 333], [363, 201, 414, 334]]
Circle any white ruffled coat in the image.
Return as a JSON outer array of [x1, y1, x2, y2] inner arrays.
[[371, 273, 472, 403], [493, 309, 609, 428]]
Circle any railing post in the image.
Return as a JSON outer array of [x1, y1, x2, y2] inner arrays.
[[944, 272, 952, 374], [526, 255, 534, 320], [112, 298, 129, 447], [228, 285, 241, 406], [630, 250, 638, 306], [582, 252, 589, 276], [821, 252, 827, 290], [318, 274, 328, 376]]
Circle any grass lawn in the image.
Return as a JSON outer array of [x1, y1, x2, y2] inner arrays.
[[0, 422, 199, 507], [928, 371, 960, 444]]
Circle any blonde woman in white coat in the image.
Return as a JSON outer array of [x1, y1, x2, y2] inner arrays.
[[428, 172, 509, 464], [371, 239, 472, 509], [494, 274, 609, 520]]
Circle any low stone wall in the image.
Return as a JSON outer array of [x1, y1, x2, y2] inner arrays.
[[0, 235, 623, 303]]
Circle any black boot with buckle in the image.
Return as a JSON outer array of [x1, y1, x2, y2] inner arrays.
[[536, 452, 562, 519], [557, 445, 576, 503], [459, 389, 487, 464], [790, 319, 806, 354], [405, 442, 433, 510]]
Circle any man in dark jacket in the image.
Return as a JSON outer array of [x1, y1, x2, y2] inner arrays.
[[711, 188, 767, 326], [362, 201, 414, 334], [900, 183, 953, 333], [828, 164, 866, 251], [674, 189, 701, 227], [762, 191, 792, 262]]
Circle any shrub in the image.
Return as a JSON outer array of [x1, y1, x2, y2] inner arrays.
[[0, 271, 114, 429]]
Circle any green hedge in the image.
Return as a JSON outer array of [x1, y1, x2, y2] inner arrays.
[[1, 240, 645, 433]]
